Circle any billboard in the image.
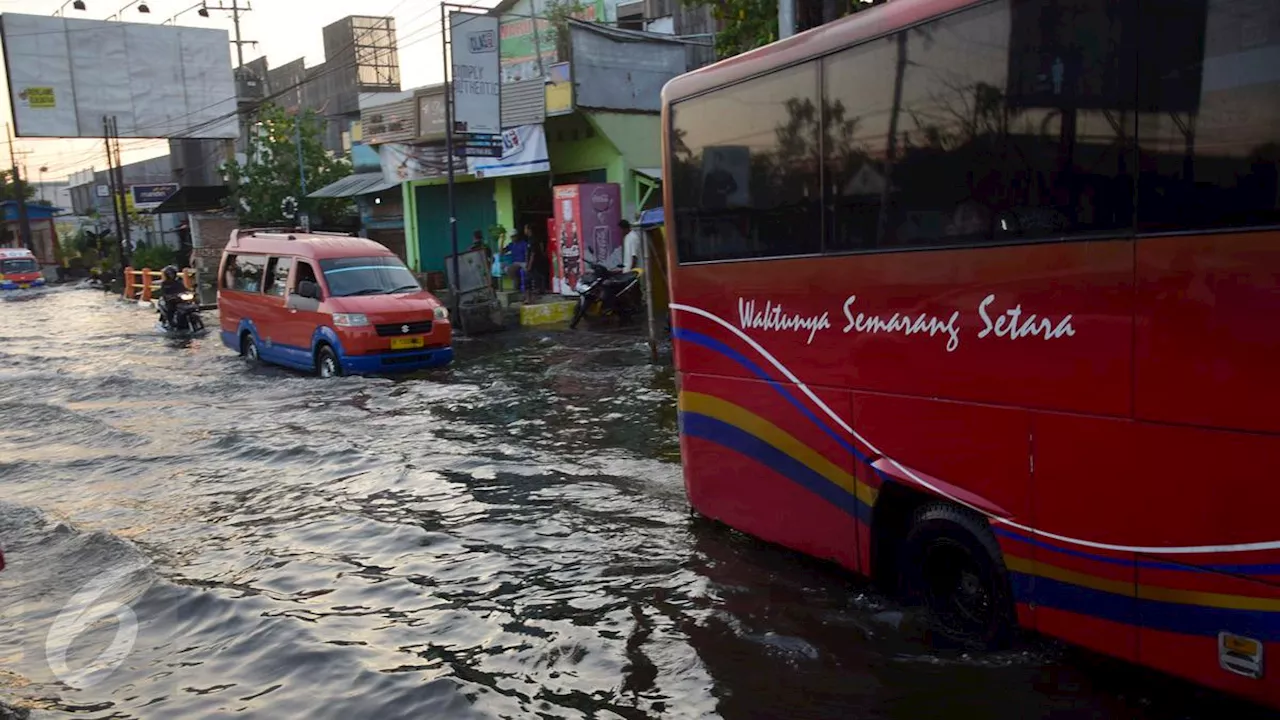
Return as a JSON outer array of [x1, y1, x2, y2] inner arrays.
[[449, 12, 500, 136], [130, 184, 179, 210], [0, 14, 238, 139]]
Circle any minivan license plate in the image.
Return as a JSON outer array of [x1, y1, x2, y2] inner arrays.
[[390, 336, 425, 350]]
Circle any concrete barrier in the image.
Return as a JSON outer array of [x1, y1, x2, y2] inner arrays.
[[519, 300, 577, 327]]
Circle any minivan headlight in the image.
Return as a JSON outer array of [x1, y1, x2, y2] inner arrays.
[[433, 306, 449, 321], [332, 313, 370, 327]]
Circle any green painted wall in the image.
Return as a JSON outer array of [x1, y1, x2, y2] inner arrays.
[[494, 177, 514, 244]]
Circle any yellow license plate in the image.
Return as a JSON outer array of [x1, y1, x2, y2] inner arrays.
[[390, 336, 425, 350]]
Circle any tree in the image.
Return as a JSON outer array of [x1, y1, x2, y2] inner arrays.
[[0, 169, 36, 203], [681, 0, 886, 59], [223, 103, 353, 227]]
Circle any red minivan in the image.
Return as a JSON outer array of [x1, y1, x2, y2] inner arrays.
[[218, 230, 453, 376]]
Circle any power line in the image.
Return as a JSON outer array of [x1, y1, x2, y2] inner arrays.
[[26, 0, 498, 178]]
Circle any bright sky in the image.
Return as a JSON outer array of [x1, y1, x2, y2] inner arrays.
[[0, 0, 499, 181]]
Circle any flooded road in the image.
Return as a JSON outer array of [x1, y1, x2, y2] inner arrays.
[[0, 288, 1268, 719]]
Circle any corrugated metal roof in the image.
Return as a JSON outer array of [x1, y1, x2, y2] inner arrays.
[[308, 173, 399, 199]]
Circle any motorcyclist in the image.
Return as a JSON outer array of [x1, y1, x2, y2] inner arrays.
[[158, 265, 187, 327]]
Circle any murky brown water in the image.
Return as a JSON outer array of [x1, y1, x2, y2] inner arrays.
[[0, 288, 1269, 718]]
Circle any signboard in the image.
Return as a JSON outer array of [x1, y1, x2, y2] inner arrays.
[[361, 97, 417, 145], [546, 62, 573, 116], [95, 185, 111, 198], [130, 183, 179, 210], [415, 87, 448, 140], [19, 86, 55, 109], [471, 125, 550, 179], [459, 134, 504, 158], [449, 12, 501, 135], [0, 14, 238, 139]]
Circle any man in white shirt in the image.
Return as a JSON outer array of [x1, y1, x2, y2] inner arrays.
[[619, 219, 643, 273]]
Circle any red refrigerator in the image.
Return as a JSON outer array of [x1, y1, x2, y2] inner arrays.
[[552, 183, 622, 295]]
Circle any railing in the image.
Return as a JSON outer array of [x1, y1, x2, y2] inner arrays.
[[123, 267, 197, 302]]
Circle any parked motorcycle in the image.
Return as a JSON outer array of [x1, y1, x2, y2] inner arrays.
[[570, 262, 644, 329], [157, 291, 205, 334]]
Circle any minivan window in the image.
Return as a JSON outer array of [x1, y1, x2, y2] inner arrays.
[[319, 256, 420, 297], [230, 254, 267, 293], [264, 256, 292, 297]]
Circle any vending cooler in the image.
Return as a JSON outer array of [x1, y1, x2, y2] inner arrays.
[[551, 183, 622, 295]]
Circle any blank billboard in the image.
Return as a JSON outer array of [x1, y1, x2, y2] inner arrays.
[[0, 13, 238, 139]]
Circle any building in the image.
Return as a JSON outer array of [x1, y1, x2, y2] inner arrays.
[[67, 158, 190, 252], [0, 202, 63, 265], [240, 16, 401, 157]]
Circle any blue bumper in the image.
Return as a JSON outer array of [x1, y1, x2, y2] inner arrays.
[[0, 279, 45, 290], [341, 346, 455, 374]]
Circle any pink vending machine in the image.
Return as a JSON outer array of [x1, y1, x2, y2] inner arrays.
[[552, 183, 622, 295]]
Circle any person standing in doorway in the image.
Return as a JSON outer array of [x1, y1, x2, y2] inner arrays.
[[619, 219, 643, 273]]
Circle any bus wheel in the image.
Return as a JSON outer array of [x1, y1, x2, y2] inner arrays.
[[900, 502, 1014, 649]]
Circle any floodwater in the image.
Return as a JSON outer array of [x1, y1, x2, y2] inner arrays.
[[0, 287, 1270, 719]]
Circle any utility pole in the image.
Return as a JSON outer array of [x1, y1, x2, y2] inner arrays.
[[103, 116, 126, 270], [442, 3, 464, 334], [7, 124, 34, 253], [206, 0, 256, 192], [778, 0, 796, 39], [205, 0, 255, 68], [109, 116, 132, 266]]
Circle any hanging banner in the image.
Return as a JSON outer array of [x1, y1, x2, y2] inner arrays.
[[380, 142, 457, 184], [470, 124, 550, 179], [450, 12, 501, 136]]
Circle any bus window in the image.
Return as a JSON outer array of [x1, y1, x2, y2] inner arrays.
[[1137, 0, 1280, 233], [823, 35, 899, 253], [877, 0, 1136, 250], [670, 61, 822, 263]]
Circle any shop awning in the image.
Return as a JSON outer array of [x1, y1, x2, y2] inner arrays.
[[308, 172, 399, 199], [143, 186, 229, 214], [634, 167, 662, 182], [638, 207, 664, 228]]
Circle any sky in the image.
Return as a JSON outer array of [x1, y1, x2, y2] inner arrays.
[[0, 0, 500, 182]]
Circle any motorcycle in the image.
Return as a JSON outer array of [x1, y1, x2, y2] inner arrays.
[[157, 291, 206, 334], [570, 262, 644, 330]]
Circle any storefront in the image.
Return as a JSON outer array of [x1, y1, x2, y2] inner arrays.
[[0, 202, 62, 266]]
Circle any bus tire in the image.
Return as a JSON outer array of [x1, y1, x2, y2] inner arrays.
[[900, 502, 1015, 650]]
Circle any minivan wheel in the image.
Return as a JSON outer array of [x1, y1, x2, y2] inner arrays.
[[241, 333, 259, 364], [316, 345, 340, 378]]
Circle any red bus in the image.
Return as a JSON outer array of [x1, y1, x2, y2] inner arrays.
[[663, 0, 1280, 708]]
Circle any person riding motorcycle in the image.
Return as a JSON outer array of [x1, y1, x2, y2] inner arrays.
[[158, 265, 187, 327]]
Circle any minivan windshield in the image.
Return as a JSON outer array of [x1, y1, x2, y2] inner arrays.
[[1, 258, 38, 274], [319, 256, 421, 297]]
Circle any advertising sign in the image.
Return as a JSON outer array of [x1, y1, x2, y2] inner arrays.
[[415, 87, 448, 140], [0, 13, 238, 139], [130, 184, 179, 210], [552, 183, 621, 295], [449, 12, 501, 135], [470, 125, 550, 179], [546, 62, 573, 116], [361, 97, 417, 145]]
